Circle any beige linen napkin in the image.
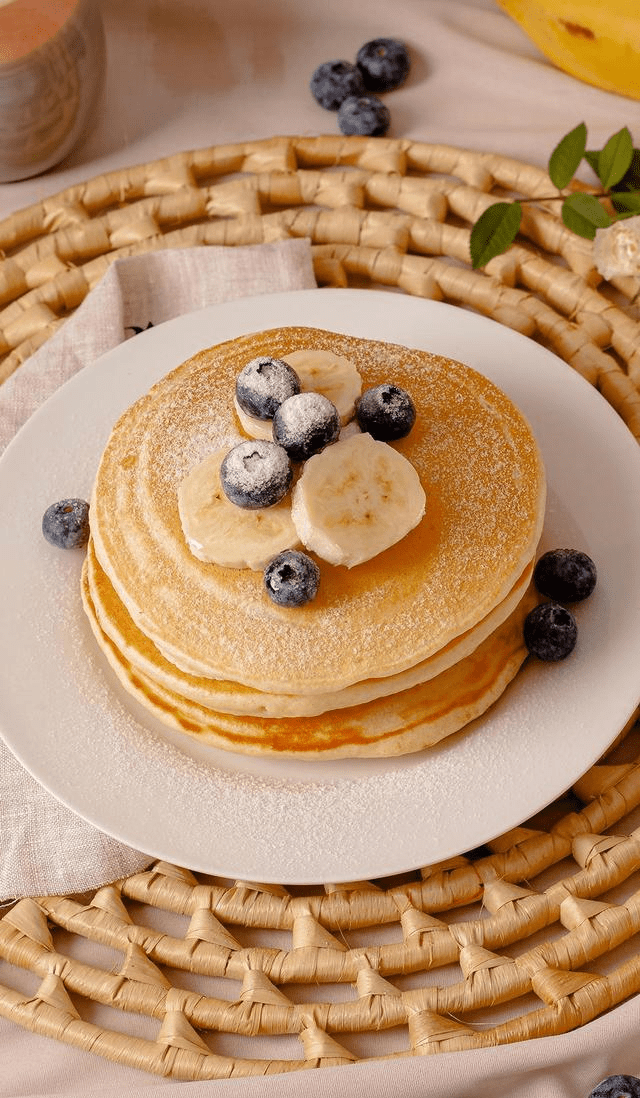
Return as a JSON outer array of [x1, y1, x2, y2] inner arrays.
[[0, 238, 317, 902]]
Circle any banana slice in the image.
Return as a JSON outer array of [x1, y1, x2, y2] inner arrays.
[[234, 349, 362, 439], [233, 399, 274, 441], [291, 432, 426, 568], [177, 448, 299, 570], [284, 349, 362, 423]]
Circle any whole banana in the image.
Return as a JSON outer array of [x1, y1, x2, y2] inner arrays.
[[496, 0, 640, 100]]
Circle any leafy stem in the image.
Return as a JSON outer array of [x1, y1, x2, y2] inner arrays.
[[515, 192, 609, 203], [470, 123, 640, 269]]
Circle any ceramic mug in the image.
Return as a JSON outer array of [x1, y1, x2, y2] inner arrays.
[[0, 0, 106, 182]]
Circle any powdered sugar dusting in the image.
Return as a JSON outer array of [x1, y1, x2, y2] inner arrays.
[[221, 439, 291, 496], [273, 390, 340, 460], [236, 355, 300, 418], [90, 327, 545, 694], [1, 289, 635, 883], [276, 391, 337, 434]]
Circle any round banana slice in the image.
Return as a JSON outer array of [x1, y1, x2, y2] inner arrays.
[[233, 397, 274, 441], [234, 348, 362, 438], [284, 349, 362, 423], [177, 447, 299, 570], [291, 432, 426, 568]]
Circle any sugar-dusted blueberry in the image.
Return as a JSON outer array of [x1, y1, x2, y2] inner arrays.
[[337, 94, 390, 137], [235, 356, 301, 421], [356, 38, 410, 92], [310, 59, 366, 110], [355, 383, 416, 441], [220, 440, 292, 510], [264, 550, 320, 607], [587, 1077, 640, 1098], [273, 392, 340, 462], [42, 498, 90, 549], [534, 548, 597, 603], [524, 602, 578, 662]]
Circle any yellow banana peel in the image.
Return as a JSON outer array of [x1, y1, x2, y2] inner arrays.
[[496, 0, 640, 100]]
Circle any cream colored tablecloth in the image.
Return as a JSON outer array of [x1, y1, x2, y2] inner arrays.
[[0, 239, 317, 901], [2, 0, 640, 1094]]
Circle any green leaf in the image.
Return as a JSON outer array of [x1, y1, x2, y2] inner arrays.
[[611, 148, 640, 192], [470, 201, 522, 268], [611, 190, 640, 216], [548, 122, 587, 190], [561, 193, 612, 239], [597, 127, 634, 189], [584, 150, 601, 178]]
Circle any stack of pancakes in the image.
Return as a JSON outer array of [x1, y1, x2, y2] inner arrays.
[[82, 326, 546, 758]]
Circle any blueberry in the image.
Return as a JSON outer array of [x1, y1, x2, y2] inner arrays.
[[534, 548, 597, 603], [42, 498, 90, 549], [337, 94, 390, 137], [272, 392, 340, 462], [587, 1077, 640, 1098], [235, 357, 301, 421], [356, 38, 410, 92], [220, 440, 292, 509], [264, 550, 320, 607], [524, 602, 578, 661], [310, 60, 366, 110], [355, 384, 416, 441]]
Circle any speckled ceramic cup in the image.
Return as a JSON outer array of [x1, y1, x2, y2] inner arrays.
[[0, 0, 105, 182]]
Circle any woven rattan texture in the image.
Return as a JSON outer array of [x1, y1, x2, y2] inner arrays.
[[1, 136, 640, 1078], [1, 135, 640, 436]]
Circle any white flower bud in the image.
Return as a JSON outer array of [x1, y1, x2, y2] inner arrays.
[[593, 215, 640, 279]]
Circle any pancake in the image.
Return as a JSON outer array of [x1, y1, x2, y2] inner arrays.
[[89, 327, 546, 697], [81, 561, 539, 759], [85, 536, 536, 717]]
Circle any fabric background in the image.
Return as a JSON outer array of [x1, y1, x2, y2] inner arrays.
[[0, 239, 317, 902]]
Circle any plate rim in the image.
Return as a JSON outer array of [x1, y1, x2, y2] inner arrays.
[[2, 287, 640, 884]]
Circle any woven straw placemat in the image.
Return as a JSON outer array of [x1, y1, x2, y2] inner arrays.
[[1, 135, 640, 1079]]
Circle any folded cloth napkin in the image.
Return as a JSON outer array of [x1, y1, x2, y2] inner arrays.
[[0, 238, 317, 902]]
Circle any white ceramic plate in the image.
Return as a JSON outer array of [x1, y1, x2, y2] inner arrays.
[[2, 289, 640, 884]]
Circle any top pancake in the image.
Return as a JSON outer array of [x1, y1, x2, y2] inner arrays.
[[90, 326, 546, 694]]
